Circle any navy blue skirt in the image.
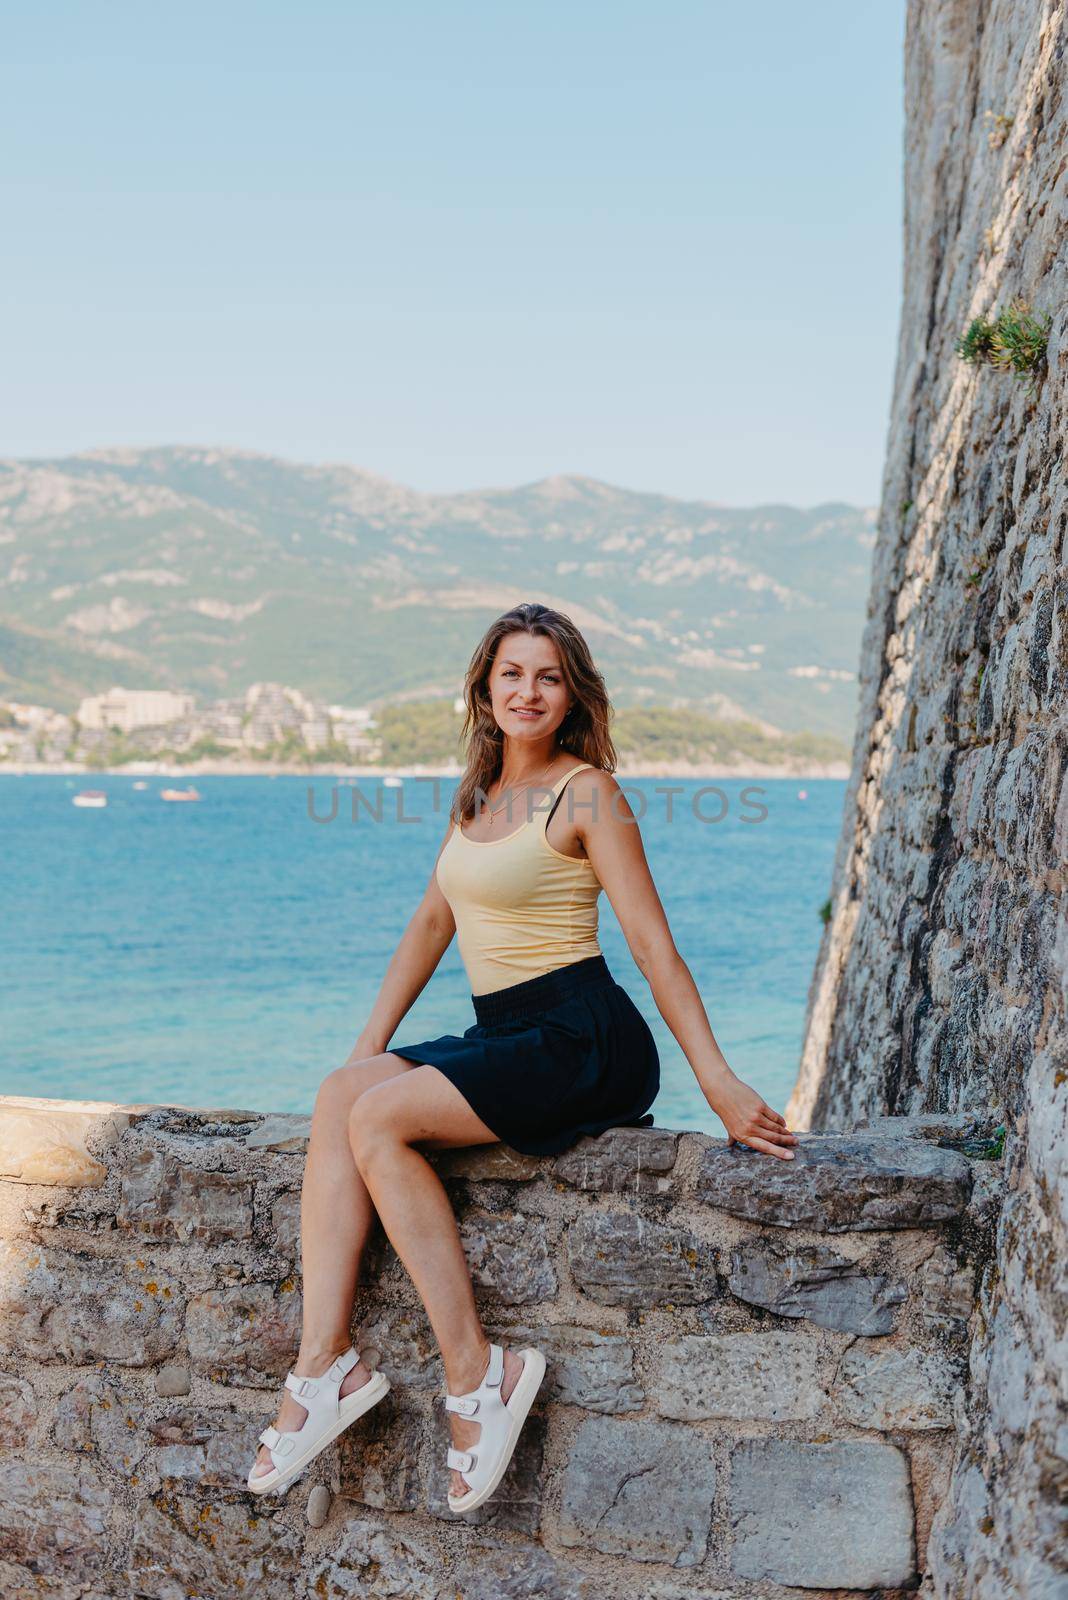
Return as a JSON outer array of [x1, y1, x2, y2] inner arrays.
[[390, 953, 660, 1156]]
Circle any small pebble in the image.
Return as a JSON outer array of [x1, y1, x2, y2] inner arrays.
[[306, 1485, 332, 1527], [155, 1364, 191, 1397]]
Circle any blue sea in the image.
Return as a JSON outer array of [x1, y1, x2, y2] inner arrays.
[[1, 775, 846, 1135]]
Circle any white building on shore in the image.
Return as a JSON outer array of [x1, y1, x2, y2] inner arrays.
[[76, 687, 195, 733]]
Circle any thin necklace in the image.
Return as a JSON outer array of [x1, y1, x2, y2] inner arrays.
[[480, 758, 560, 828]]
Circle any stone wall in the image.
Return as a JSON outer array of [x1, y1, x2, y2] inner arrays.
[[0, 1093, 1002, 1599], [787, 1, 1067, 1595]]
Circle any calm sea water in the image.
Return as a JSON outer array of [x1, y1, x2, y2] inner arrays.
[[2, 774, 846, 1135]]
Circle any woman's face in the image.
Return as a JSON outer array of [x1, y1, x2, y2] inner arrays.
[[487, 631, 574, 742]]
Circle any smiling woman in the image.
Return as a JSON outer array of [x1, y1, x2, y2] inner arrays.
[[247, 599, 796, 1512]]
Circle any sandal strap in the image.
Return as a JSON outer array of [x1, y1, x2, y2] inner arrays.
[[258, 1425, 296, 1455], [326, 1346, 360, 1382], [484, 1343, 504, 1388], [285, 1372, 319, 1398], [447, 1446, 475, 1472], [444, 1394, 479, 1415]]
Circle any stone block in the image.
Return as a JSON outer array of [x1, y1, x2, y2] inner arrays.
[[558, 1415, 715, 1567], [728, 1241, 906, 1333], [308, 1510, 445, 1600], [0, 1238, 181, 1365], [270, 1188, 301, 1262], [567, 1209, 717, 1307], [835, 1344, 962, 1430], [697, 1133, 972, 1230], [54, 1373, 149, 1475], [655, 1331, 825, 1421], [241, 1113, 311, 1150], [0, 1372, 38, 1450], [499, 1321, 644, 1412], [338, 1391, 425, 1512], [118, 1148, 253, 1243], [554, 1126, 680, 1194], [460, 1210, 557, 1303], [127, 1494, 302, 1599], [455, 1543, 595, 1600], [184, 1281, 302, 1381], [148, 1405, 264, 1488], [0, 1461, 109, 1587], [356, 1304, 442, 1390], [426, 1402, 546, 1533], [436, 1144, 542, 1182], [730, 1439, 916, 1588], [920, 1245, 976, 1335], [0, 1096, 135, 1187]]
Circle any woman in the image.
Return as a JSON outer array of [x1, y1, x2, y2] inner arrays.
[[247, 601, 797, 1508]]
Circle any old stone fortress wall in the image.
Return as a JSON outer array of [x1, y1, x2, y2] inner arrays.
[[0, 1097, 1000, 1598]]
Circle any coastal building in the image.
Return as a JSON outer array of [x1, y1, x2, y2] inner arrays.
[[76, 687, 194, 733]]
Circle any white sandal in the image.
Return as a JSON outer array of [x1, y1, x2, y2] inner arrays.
[[445, 1341, 546, 1514], [247, 1344, 390, 1495]]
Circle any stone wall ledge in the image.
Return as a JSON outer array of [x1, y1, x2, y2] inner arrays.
[[0, 1095, 1001, 1598]]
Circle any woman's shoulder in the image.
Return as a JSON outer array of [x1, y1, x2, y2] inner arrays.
[[562, 764, 630, 820]]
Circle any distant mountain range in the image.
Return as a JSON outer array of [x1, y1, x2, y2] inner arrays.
[[0, 447, 875, 738]]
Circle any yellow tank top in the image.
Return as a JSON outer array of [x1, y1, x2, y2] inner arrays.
[[436, 762, 603, 996]]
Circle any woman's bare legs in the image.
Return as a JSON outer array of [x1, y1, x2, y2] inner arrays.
[[250, 1051, 416, 1479], [347, 1065, 528, 1499]]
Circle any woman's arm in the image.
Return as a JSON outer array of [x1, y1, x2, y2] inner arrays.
[[576, 771, 798, 1160], [345, 820, 458, 1065]]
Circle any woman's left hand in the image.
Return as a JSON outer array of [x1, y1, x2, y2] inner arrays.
[[708, 1072, 799, 1160]]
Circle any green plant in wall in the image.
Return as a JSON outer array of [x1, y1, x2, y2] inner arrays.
[[818, 897, 832, 926], [956, 297, 1052, 398], [983, 110, 1013, 150]]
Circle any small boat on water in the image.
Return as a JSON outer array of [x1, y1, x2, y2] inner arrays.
[[383, 776, 403, 787], [72, 789, 108, 808], [132, 780, 148, 790], [160, 786, 202, 802]]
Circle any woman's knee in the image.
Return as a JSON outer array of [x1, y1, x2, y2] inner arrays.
[[347, 1084, 389, 1169], [315, 1056, 392, 1116]]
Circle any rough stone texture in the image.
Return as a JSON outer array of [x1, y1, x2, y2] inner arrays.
[[566, 1208, 717, 1306], [0, 1372, 38, 1450], [184, 1281, 302, 1381], [728, 1240, 908, 1334], [0, 1237, 182, 1365], [337, 1391, 426, 1513], [127, 1495, 303, 1598], [785, 4, 1068, 1595], [0, 1461, 111, 1588], [0, 1094, 995, 1596], [459, 1209, 557, 1303], [835, 1343, 963, 1430], [558, 1415, 715, 1568], [509, 1321, 645, 1412], [730, 1439, 916, 1589], [697, 1133, 972, 1230], [654, 1331, 826, 1421], [0, 1096, 137, 1186], [553, 1126, 680, 1194], [119, 1148, 254, 1243]]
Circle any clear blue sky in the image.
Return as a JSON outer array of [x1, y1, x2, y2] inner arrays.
[[4, 1, 905, 505]]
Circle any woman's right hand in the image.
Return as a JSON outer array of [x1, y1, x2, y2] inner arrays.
[[345, 1030, 387, 1067], [707, 1070, 799, 1160]]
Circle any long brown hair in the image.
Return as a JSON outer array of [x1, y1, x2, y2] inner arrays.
[[450, 602, 617, 823]]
